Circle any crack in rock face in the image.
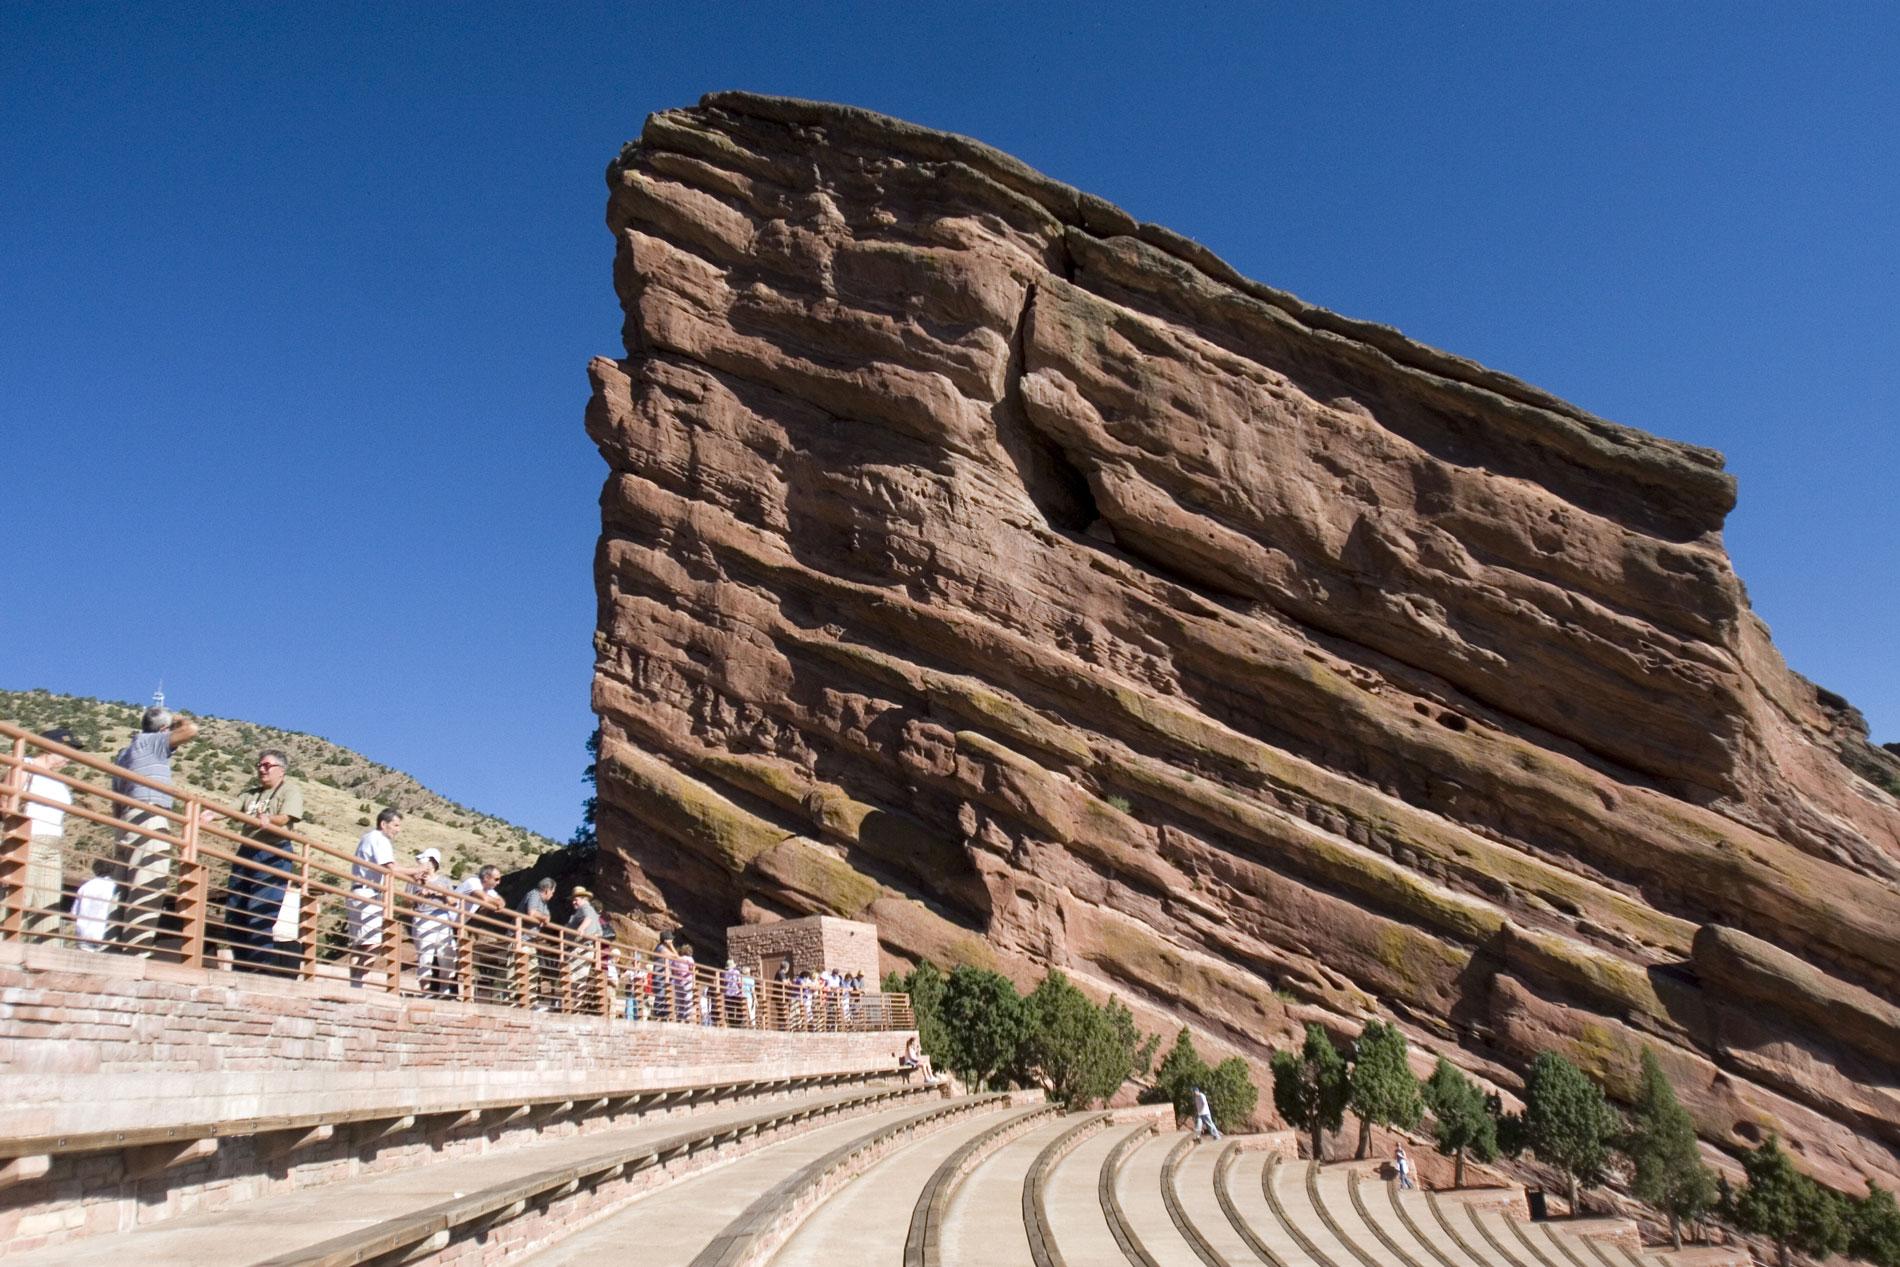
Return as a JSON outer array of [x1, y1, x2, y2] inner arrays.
[[586, 91, 1900, 1195]]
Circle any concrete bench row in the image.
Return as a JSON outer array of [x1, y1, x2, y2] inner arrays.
[[5, 1077, 936, 1266], [10, 1087, 1710, 1267]]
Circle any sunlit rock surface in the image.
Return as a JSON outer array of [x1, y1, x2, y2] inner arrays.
[[586, 92, 1900, 1193]]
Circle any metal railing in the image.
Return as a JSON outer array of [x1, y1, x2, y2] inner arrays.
[[0, 720, 913, 1031]]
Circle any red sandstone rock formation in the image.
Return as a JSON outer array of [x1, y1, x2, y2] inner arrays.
[[586, 92, 1900, 1194]]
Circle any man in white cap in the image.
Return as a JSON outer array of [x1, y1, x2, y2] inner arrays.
[[410, 848, 459, 996]]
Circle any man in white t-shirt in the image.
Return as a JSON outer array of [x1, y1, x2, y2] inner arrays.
[[72, 858, 119, 950], [22, 728, 78, 939], [347, 809, 425, 987]]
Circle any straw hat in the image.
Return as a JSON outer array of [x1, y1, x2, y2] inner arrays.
[[571, 885, 593, 900]]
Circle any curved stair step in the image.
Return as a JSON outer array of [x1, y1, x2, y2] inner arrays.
[[1218, 1149, 1318, 1267], [1095, 1122, 1165, 1267], [689, 1094, 1012, 1267], [938, 1116, 1078, 1267], [1114, 1132, 1202, 1267], [5, 1083, 926, 1267], [908, 1102, 1060, 1267], [522, 1102, 933, 1266], [1265, 1159, 1362, 1267], [1167, 1138, 1263, 1266], [769, 1105, 1015, 1267], [1313, 1166, 1418, 1267], [1387, 1185, 1487, 1267], [1033, 1117, 1130, 1266], [1531, 1221, 1601, 1267], [1469, 1208, 1548, 1267]]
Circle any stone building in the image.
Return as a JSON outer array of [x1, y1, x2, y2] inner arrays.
[[726, 915, 880, 983]]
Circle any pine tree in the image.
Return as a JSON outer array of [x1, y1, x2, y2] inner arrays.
[[1849, 1185, 1900, 1267], [1271, 1023, 1351, 1161], [1625, 1049, 1716, 1248], [1521, 1052, 1621, 1216], [569, 726, 599, 848], [1349, 1020, 1423, 1159], [1422, 1058, 1499, 1188]]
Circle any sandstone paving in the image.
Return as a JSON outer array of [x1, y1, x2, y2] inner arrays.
[[937, 1117, 1075, 1267], [1223, 1148, 1324, 1267], [1114, 1131, 1200, 1265], [1, 1087, 891, 1267], [767, 1106, 1010, 1267], [1173, 1141, 1263, 1265], [1038, 1121, 1136, 1265], [519, 1104, 925, 1266]]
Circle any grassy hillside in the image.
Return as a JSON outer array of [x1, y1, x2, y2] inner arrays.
[[1, 688, 567, 883]]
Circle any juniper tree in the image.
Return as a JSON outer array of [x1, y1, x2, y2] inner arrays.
[[1733, 1135, 1845, 1267], [1521, 1052, 1621, 1215], [883, 959, 949, 1065], [1349, 1020, 1423, 1159], [1849, 1185, 1900, 1267], [1145, 1028, 1257, 1133], [1422, 1058, 1499, 1188], [1625, 1049, 1716, 1248], [1023, 971, 1153, 1109], [1146, 1028, 1209, 1126], [936, 965, 1028, 1090], [1271, 1023, 1351, 1162]]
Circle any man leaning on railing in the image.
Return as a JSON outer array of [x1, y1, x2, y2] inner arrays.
[[347, 809, 425, 988]]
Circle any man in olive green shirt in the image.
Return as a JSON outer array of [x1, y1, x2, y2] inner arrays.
[[222, 748, 305, 974]]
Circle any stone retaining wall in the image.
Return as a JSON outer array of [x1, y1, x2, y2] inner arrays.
[[0, 939, 916, 1139]]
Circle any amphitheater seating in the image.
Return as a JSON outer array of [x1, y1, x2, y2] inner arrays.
[[6, 1081, 1722, 1267]]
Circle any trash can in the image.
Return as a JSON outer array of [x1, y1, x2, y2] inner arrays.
[[1527, 1189, 1548, 1221]]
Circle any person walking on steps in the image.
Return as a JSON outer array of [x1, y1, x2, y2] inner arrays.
[[1192, 1085, 1222, 1141], [1395, 1145, 1416, 1189]]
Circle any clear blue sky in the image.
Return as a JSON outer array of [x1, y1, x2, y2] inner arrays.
[[4, 3, 1895, 838]]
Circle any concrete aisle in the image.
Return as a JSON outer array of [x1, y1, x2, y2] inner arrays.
[[938, 1117, 1074, 1267], [769, 1107, 1011, 1267], [522, 1104, 924, 1267], [1469, 1208, 1545, 1267], [1040, 1123, 1140, 1265], [1114, 1133, 1200, 1266]]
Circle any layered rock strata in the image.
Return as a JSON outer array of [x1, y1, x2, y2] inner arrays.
[[586, 92, 1900, 1194]]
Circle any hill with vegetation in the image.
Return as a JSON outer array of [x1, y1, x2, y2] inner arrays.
[[2, 688, 566, 883]]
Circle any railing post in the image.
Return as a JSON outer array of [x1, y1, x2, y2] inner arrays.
[[381, 871, 401, 994], [512, 914, 532, 1009], [177, 799, 207, 969], [457, 920, 474, 1004], [296, 849, 317, 982], [0, 737, 31, 941], [556, 927, 574, 1014]]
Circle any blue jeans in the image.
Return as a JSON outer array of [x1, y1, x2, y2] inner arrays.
[[1194, 1110, 1221, 1140]]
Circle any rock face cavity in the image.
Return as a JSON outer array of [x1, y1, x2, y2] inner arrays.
[[587, 92, 1900, 1195]]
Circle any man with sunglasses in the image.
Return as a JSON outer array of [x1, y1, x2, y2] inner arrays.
[[221, 749, 305, 974]]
